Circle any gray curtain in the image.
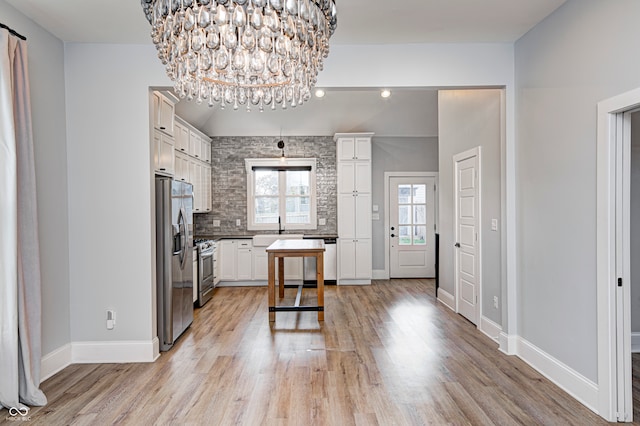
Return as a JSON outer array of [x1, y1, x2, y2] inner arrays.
[[0, 28, 47, 410]]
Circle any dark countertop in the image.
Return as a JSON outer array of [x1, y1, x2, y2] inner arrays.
[[196, 233, 338, 241]]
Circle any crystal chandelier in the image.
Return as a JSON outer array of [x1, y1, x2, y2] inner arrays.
[[141, 0, 337, 111]]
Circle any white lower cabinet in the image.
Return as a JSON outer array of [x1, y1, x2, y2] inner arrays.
[[218, 240, 253, 283], [218, 240, 237, 281], [338, 239, 372, 282], [236, 241, 253, 281], [252, 247, 268, 280], [219, 240, 302, 284], [252, 247, 303, 281], [193, 250, 198, 303]]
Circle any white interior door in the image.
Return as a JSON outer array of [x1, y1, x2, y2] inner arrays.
[[454, 148, 480, 325], [390, 176, 436, 278]]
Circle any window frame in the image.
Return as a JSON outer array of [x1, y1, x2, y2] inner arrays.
[[245, 158, 317, 231]]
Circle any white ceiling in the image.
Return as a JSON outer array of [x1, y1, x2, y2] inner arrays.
[[6, 0, 566, 45], [176, 88, 440, 137], [6, 0, 566, 137]]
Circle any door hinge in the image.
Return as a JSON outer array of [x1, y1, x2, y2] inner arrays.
[[618, 277, 623, 287]]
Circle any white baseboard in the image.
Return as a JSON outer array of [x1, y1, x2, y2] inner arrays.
[[372, 270, 387, 280], [515, 336, 598, 413], [479, 316, 501, 343], [41, 343, 72, 382], [217, 281, 268, 287], [41, 338, 159, 381], [71, 339, 158, 364], [437, 288, 455, 310], [338, 279, 371, 285], [499, 332, 518, 355], [631, 332, 640, 353]]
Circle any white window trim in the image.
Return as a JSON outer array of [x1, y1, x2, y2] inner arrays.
[[245, 158, 317, 231]]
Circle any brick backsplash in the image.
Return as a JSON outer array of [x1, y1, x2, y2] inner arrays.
[[194, 136, 337, 237]]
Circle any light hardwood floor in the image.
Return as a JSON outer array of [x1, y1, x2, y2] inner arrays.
[[1, 279, 613, 425]]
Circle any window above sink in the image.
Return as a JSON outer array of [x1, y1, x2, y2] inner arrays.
[[245, 158, 317, 231]]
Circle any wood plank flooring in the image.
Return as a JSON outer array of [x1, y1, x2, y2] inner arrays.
[[1, 279, 614, 425]]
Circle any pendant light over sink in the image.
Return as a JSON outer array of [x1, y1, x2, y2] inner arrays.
[[141, 0, 338, 112]]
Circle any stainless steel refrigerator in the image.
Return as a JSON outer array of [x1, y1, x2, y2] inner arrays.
[[156, 177, 194, 351]]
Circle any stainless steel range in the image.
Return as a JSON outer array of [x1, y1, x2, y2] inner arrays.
[[194, 239, 216, 307]]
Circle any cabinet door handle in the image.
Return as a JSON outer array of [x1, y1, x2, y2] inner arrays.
[[160, 126, 166, 130]]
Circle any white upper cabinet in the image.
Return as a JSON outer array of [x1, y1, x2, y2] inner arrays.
[[153, 129, 175, 176], [201, 138, 211, 164], [153, 91, 175, 137], [189, 130, 202, 159], [174, 121, 189, 154], [335, 134, 373, 161]]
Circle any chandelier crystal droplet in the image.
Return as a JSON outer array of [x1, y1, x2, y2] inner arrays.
[[141, 0, 337, 111]]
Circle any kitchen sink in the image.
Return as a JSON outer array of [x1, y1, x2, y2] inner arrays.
[[252, 234, 304, 247]]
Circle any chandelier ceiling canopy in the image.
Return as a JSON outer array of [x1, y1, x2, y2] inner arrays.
[[141, 0, 337, 111]]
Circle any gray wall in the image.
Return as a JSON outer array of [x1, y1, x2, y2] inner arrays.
[[515, 0, 640, 381], [371, 137, 439, 271], [0, 1, 71, 355], [630, 112, 640, 333], [438, 89, 503, 326], [195, 136, 337, 237]]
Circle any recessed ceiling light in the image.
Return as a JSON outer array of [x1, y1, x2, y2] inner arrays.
[[315, 89, 326, 98], [380, 89, 391, 98]]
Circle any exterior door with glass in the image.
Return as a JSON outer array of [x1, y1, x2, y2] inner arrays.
[[390, 176, 436, 278]]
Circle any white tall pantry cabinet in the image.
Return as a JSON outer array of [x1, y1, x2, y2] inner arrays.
[[335, 132, 374, 285]]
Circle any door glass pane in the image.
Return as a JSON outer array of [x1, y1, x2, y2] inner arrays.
[[255, 170, 278, 195], [398, 206, 410, 224], [413, 205, 426, 225], [399, 226, 411, 245], [255, 196, 279, 223], [413, 184, 426, 203], [398, 185, 411, 204], [413, 226, 427, 245]]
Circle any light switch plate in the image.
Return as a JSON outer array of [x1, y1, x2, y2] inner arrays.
[[213, 220, 220, 227], [373, 204, 379, 212], [236, 219, 241, 227], [372, 213, 380, 221], [491, 219, 498, 231]]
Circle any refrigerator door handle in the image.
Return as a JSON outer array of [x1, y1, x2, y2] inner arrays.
[[178, 207, 188, 269], [172, 224, 181, 255]]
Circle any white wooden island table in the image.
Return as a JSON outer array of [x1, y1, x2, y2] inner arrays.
[[266, 239, 325, 322]]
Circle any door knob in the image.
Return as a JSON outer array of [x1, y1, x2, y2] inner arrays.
[[455, 242, 460, 248], [391, 234, 395, 238]]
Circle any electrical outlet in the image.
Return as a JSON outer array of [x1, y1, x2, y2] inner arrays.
[[236, 219, 241, 227], [493, 296, 499, 310], [213, 219, 220, 227], [318, 218, 326, 226], [106, 310, 116, 330]]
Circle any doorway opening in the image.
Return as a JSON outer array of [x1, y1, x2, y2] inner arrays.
[[596, 87, 640, 422]]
